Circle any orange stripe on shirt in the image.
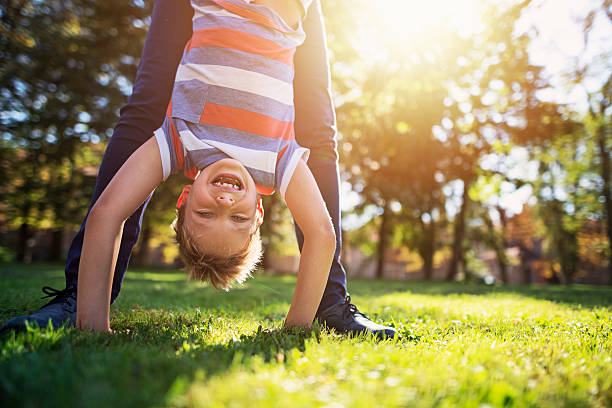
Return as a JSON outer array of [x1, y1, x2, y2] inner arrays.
[[209, 0, 290, 33], [200, 102, 295, 140], [187, 27, 294, 68], [184, 166, 199, 180], [256, 185, 275, 195]]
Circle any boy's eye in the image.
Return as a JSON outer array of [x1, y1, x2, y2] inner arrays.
[[232, 215, 249, 222], [198, 211, 213, 218]]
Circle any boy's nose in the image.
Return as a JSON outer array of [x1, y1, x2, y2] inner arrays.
[[216, 194, 235, 207]]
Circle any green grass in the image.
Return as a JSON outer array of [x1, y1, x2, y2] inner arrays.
[[1, 263, 611, 407]]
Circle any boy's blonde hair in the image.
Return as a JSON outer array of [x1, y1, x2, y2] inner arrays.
[[173, 204, 262, 290]]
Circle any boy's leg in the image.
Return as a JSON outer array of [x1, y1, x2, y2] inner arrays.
[[0, 0, 193, 333]]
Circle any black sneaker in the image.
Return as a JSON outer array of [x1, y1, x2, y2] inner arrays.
[[316, 296, 399, 340], [0, 286, 77, 334]]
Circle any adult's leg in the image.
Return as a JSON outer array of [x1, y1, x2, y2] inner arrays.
[[293, 0, 346, 314], [0, 0, 194, 333], [64, 0, 194, 303]]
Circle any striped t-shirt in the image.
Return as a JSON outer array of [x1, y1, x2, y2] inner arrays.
[[154, 0, 312, 197]]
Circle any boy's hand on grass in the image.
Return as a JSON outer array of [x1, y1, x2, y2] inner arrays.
[[76, 312, 111, 332]]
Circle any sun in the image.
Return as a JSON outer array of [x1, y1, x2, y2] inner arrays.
[[350, 0, 486, 63], [378, 0, 484, 36]]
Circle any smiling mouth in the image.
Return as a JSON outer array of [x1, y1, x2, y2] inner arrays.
[[212, 174, 243, 191]]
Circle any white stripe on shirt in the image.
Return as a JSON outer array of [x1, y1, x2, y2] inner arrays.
[[192, 3, 246, 20], [279, 147, 309, 198], [175, 64, 294, 106], [154, 127, 171, 180], [179, 129, 277, 173]]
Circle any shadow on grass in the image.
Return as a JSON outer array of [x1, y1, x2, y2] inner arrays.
[[0, 321, 323, 408], [114, 272, 298, 313]]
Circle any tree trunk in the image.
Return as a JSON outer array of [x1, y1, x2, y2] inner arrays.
[[556, 228, 578, 285], [447, 181, 470, 281], [519, 245, 532, 284], [261, 245, 273, 271], [15, 198, 33, 263], [48, 229, 63, 262], [16, 222, 34, 263], [419, 217, 436, 280], [597, 122, 612, 284], [259, 195, 282, 272], [375, 200, 390, 280], [497, 206, 509, 284], [556, 236, 569, 285], [496, 249, 508, 284]]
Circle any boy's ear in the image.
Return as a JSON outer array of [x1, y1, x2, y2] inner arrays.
[[177, 184, 192, 209]]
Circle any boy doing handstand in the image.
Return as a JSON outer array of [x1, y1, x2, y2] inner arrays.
[[76, 0, 336, 331]]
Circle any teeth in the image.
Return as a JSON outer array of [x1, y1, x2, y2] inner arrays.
[[212, 174, 243, 190], [213, 180, 240, 189]]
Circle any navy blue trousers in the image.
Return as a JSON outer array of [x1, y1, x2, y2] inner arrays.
[[64, 0, 346, 315]]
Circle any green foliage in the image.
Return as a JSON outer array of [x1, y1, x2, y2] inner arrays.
[[532, 121, 608, 282], [327, 0, 571, 280], [0, 0, 150, 256], [259, 194, 300, 258], [1, 265, 612, 407], [0, 246, 14, 263], [0, 0, 609, 282]]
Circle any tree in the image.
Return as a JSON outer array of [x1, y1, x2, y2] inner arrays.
[[0, 0, 151, 260], [572, 0, 612, 282], [506, 205, 543, 283], [327, 0, 466, 279], [335, 62, 450, 279], [439, 0, 567, 281], [325, 0, 568, 282]]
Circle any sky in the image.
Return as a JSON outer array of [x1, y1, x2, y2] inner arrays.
[[525, 0, 611, 113]]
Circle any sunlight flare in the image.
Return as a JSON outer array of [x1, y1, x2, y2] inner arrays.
[[352, 0, 486, 63]]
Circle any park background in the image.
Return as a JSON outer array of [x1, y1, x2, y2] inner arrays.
[[1, 2, 612, 407], [0, 0, 611, 286]]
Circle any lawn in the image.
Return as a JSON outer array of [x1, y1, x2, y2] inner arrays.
[[1, 263, 611, 407]]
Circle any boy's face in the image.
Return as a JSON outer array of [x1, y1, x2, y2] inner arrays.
[[184, 158, 261, 256]]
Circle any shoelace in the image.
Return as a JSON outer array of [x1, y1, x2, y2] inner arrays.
[[41, 286, 75, 300], [342, 296, 367, 320]]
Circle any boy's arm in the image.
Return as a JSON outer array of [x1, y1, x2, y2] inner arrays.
[[283, 159, 336, 327], [76, 137, 164, 332]]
